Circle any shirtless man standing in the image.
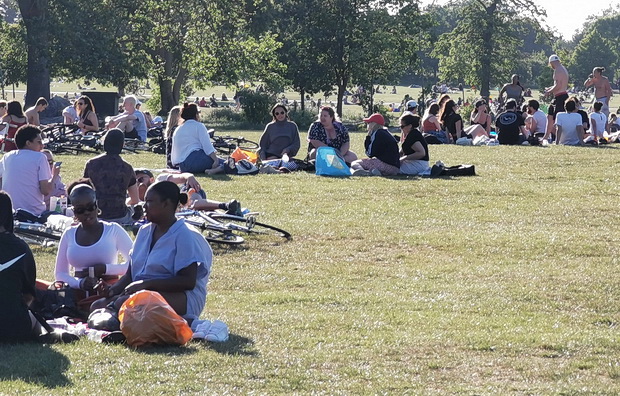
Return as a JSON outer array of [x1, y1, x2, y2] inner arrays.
[[584, 67, 613, 118], [25, 98, 48, 126], [544, 54, 569, 119]]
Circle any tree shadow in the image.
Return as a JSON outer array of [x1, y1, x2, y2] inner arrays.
[[196, 333, 257, 356], [0, 343, 72, 388]]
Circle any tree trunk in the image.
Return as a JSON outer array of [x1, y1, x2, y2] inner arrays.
[[479, 2, 497, 100], [18, 0, 51, 107], [172, 66, 187, 109], [155, 47, 187, 115], [159, 78, 174, 116], [336, 75, 348, 118], [300, 89, 305, 111]]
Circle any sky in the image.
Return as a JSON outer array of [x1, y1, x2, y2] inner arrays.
[[419, 0, 620, 39]]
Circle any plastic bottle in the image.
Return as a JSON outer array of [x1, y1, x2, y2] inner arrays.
[[86, 329, 110, 343], [59, 196, 68, 215]]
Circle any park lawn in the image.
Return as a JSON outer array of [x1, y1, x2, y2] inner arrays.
[[1, 132, 620, 394]]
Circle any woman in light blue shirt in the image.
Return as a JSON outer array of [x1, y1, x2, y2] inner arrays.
[[100, 181, 212, 323]]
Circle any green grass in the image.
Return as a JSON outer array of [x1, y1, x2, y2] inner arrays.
[[3, 133, 620, 394]]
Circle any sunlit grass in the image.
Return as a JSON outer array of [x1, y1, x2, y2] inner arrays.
[[3, 132, 620, 394]]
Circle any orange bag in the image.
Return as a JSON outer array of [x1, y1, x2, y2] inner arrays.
[[230, 147, 258, 164], [118, 290, 193, 347]]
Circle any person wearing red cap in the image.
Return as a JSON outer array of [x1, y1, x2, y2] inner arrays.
[[307, 106, 357, 163], [350, 113, 400, 176]]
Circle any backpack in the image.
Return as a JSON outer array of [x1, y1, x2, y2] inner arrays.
[[315, 147, 350, 177], [236, 159, 259, 175]]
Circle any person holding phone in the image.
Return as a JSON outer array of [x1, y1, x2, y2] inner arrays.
[[41, 149, 66, 211]]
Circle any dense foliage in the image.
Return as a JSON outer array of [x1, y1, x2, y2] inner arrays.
[[0, 0, 618, 112]]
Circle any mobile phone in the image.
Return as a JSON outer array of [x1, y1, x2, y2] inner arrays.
[[54, 161, 62, 167]]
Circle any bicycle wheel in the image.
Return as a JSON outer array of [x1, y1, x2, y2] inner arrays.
[[209, 214, 291, 239], [237, 139, 258, 151], [182, 216, 245, 245], [15, 228, 61, 247], [203, 230, 245, 245]]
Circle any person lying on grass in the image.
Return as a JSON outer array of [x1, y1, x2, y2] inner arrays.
[[92, 181, 212, 325], [134, 168, 242, 216]]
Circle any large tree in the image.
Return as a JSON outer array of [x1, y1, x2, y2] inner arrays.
[[17, 0, 51, 106], [433, 0, 547, 99]]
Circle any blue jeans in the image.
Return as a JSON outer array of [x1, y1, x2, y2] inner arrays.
[[179, 150, 224, 173]]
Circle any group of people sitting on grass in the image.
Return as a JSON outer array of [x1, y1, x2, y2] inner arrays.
[[2, 88, 618, 343], [0, 123, 242, 343], [418, 93, 620, 147], [162, 102, 431, 177]]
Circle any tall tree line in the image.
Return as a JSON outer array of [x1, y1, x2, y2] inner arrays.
[[1, 0, 618, 113]]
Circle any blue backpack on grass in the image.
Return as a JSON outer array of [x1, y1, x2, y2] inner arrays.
[[314, 146, 350, 177]]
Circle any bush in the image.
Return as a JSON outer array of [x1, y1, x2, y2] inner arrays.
[[288, 109, 316, 131], [240, 89, 274, 125]]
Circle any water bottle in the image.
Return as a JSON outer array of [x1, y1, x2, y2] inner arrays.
[[54, 200, 61, 213], [59, 196, 68, 215], [86, 329, 110, 342]]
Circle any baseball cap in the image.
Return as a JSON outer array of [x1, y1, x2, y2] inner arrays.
[[362, 113, 385, 126], [548, 54, 560, 63], [134, 168, 154, 178], [406, 100, 418, 109]]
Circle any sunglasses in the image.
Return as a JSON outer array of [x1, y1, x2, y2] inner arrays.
[[274, 111, 286, 116], [72, 202, 97, 215], [400, 124, 410, 128], [77, 102, 85, 106]]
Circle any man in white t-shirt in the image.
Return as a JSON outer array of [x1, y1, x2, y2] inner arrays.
[[0, 125, 59, 215], [106, 95, 148, 142], [554, 99, 584, 146], [525, 99, 547, 136]]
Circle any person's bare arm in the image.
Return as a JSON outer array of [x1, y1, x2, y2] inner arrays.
[[122, 263, 198, 295], [555, 125, 562, 144], [39, 165, 60, 195], [126, 183, 139, 205], [400, 141, 427, 162]]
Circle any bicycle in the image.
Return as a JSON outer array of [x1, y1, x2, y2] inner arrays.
[[41, 124, 103, 155], [208, 129, 258, 156], [176, 209, 290, 245], [14, 221, 63, 248]]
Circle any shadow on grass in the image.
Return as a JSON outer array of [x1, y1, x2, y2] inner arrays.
[[198, 333, 257, 356], [0, 343, 72, 388], [211, 243, 249, 256], [133, 344, 198, 356]]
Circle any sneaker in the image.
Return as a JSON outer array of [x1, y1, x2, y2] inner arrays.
[[225, 199, 243, 216], [370, 168, 382, 176], [39, 331, 79, 344], [351, 169, 371, 176], [102, 330, 126, 344]]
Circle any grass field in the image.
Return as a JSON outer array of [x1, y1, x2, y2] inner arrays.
[[2, 132, 620, 394]]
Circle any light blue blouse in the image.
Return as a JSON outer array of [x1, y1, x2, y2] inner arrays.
[[131, 219, 212, 321]]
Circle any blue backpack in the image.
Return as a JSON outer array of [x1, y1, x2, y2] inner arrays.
[[315, 147, 350, 177]]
